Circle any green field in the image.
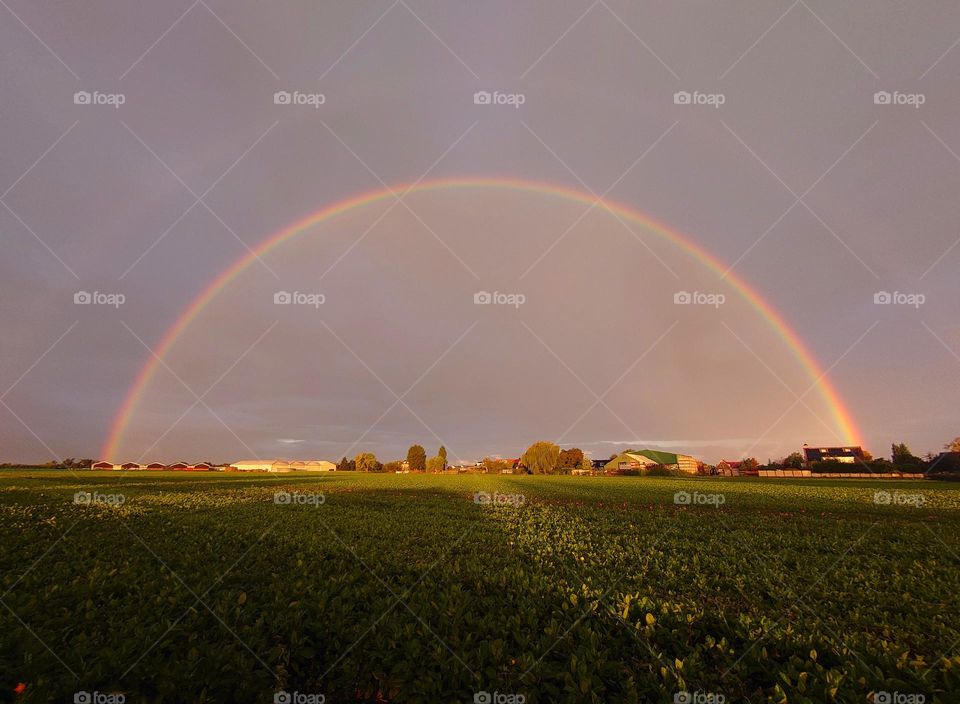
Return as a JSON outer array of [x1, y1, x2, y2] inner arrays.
[[1, 471, 958, 703]]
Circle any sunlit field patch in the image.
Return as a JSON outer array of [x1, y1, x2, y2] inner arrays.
[[2, 471, 958, 703]]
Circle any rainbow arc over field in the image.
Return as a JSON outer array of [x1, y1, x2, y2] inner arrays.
[[103, 177, 861, 458]]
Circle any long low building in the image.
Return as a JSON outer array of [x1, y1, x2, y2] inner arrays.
[[604, 449, 699, 474], [229, 459, 336, 472], [92, 461, 215, 471]]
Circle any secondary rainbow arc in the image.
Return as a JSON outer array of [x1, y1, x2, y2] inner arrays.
[[103, 177, 861, 458]]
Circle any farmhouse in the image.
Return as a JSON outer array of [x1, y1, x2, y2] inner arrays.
[[716, 460, 743, 476], [604, 449, 698, 474], [803, 446, 866, 465]]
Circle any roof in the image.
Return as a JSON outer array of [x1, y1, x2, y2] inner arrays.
[[627, 449, 680, 465], [803, 447, 864, 461]]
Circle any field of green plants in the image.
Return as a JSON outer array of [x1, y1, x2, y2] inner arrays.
[[1, 470, 958, 703]]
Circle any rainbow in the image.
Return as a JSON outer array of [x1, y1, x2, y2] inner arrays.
[[103, 177, 861, 458]]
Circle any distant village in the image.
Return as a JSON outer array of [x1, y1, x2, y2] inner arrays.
[[21, 436, 960, 478]]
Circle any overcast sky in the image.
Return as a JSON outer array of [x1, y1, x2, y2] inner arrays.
[[1, 1, 958, 464]]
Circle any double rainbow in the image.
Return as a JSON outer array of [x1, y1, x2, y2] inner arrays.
[[103, 177, 860, 458]]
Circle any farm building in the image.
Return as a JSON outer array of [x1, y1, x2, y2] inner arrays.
[[145, 462, 165, 470], [119, 462, 141, 470], [168, 461, 190, 470], [932, 452, 960, 473], [717, 460, 742, 476], [186, 462, 212, 471], [229, 459, 335, 472], [231, 460, 288, 472], [802, 446, 866, 465], [92, 461, 115, 470], [604, 449, 698, 474]]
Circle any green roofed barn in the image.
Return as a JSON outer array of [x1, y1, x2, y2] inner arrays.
[[604, 449, 698, 475]]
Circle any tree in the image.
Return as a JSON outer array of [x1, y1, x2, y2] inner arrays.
[[426, 455, 445, 473], [482, 457, 512, 473], [579, 456, 593, 473], [741, 457, 759, 470], [558, 448, 584, 469], [892, 442, 923, 466], [337, 456, 355, 471], [782, 452, 804, 469], [521, 441, 561, 474], [945, 437, 960, 453], [438, 446, 448, 470], [354, 452, 378, 473], [407, 445, 426, 472], [383, 460, 404, 473]]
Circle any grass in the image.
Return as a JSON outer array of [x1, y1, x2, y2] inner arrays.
[[1, 470, 958, 703]]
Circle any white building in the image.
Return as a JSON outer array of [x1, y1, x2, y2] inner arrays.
[[230, 459, 336, 472]]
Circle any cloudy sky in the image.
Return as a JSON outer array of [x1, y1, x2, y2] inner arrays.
[[1, 1, 958, 464]]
